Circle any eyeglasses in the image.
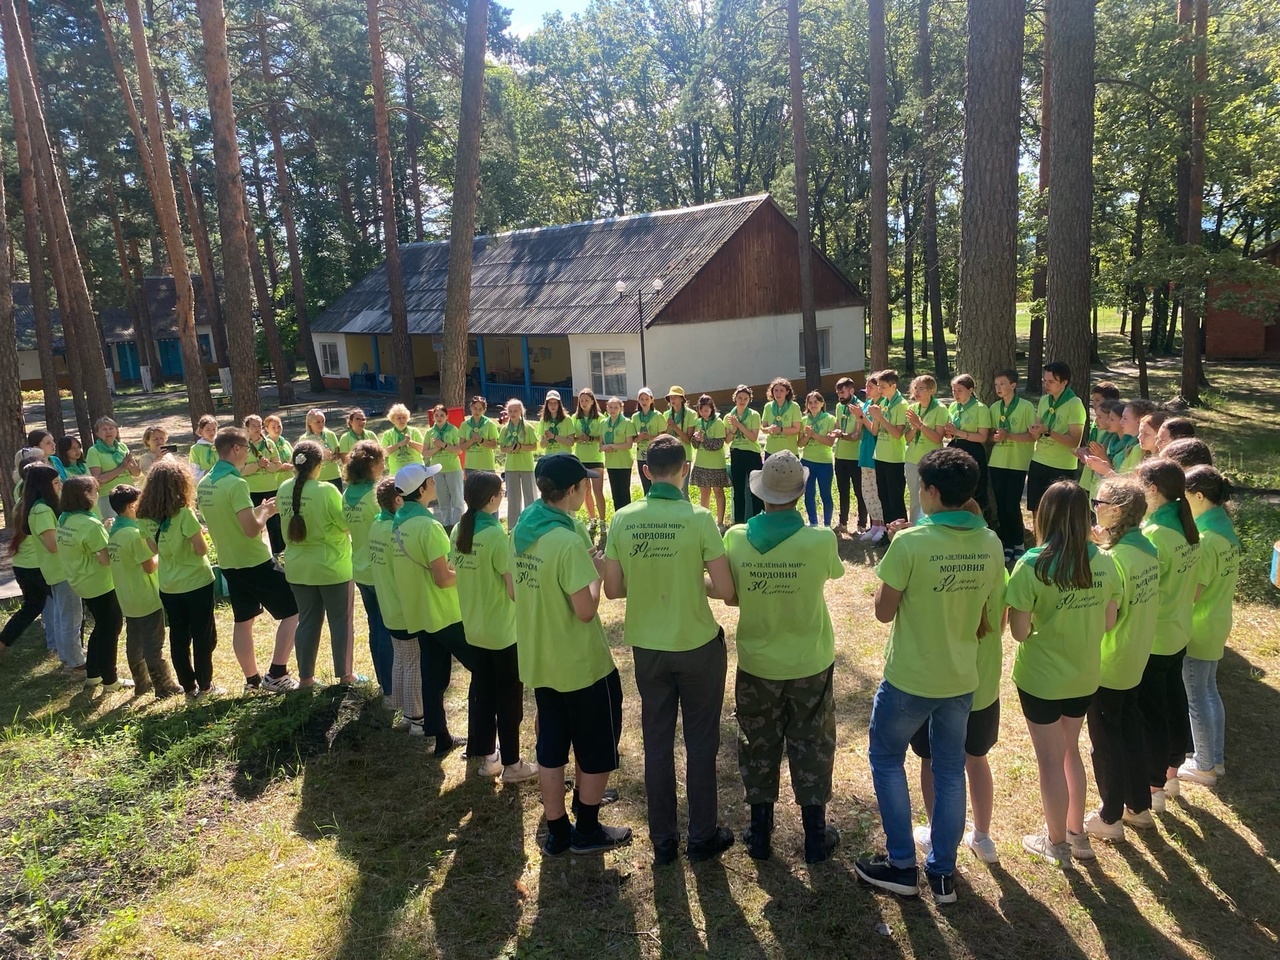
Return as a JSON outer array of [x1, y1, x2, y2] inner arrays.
[[1090, 499, 1113, 508]]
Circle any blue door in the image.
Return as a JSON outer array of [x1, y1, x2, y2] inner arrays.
[[158, 340, 184, 377], [116, 342, 140, 382]]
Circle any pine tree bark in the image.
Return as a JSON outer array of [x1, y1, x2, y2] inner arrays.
[[194, 0, 260, 422], [249, 147, 282, 295], [1180, 0, 1207, 403], [787, 0, 820, 390], [901, 173, 915, 374], [918, 0, 948, 384], [1043, 0, 1095, 394], [868, 0, 890, 372], [127, 234, 163, 387], [441, 0, 489, 410], [0, 135, 27, 524], [955, 0, 1025, 403], [120, 0, 212, 426], [1028, 4, 1051, 387], [367, 0, 414, 408], [405, 58, 425, 243], [243, 181, 295, 406]]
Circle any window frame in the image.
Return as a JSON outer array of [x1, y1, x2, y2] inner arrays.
[[589, 349, 627, 398], [798, 327, 833, 375], [320, 341, 341, 377]]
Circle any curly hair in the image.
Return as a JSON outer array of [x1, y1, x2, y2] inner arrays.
[[767, 377, 794, 404], [345, 439, 385, 485], [1094, 476, 1147, 548], [138, 459, 194, 523]]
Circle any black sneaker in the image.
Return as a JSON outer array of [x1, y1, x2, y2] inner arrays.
[[542, 830, 571, 857], [687, 826, 735, 863], [571, 823, 633, 855], [854, 855, 920, 897], [652, 838, 680, 867], [926, 869, 957, 904], [434, 735, 467, 757]]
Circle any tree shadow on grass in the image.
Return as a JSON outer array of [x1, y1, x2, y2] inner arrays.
[[519, 846, 642, 959], [1062, 863, 1195, 960], [967, 863, 1094, 960], [688, 859, 772, 960], [1212, 647, 1280, 865]]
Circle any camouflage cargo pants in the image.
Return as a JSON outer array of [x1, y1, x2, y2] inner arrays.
[[736, 665, 836, 806]]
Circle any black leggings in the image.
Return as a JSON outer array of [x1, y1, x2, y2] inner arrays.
[[161, 583, 218, 693], [417, 620, 476, 740], [988, 467, 1027, 551], [468, 643, 525, 765], [251, 490, 286, 555], [607, 467, 633, 514], [730, 447, 764, 524], [949, 439, 990, 513], [835, 458, 864, 527], [1139, 648, 1191, 788], [0, 565, 49, 648], [83, 590, 123, 685], [875, 460, 908, 525]]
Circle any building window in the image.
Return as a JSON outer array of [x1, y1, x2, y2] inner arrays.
[[798, 328, 832, 375], [320, 342, 341, 377], [197, 334, 212, 363], [590, 350, 627, 397]]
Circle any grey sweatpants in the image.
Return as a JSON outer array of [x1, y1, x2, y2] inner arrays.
[[290, 581, 352, 680], [435, 470, 464, 527], [125, 609, 181, 695], [505, 470, 536, 528]]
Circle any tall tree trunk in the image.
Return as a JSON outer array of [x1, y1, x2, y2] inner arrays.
[[368, 0, 415, 408], [3, 23, 62, 436], [441, 0, 489, 409], [120, 0, 212, 426], [0, 135, 26, 523], [918, 0, 948, 383], [901, 174, 915, 373], [127, 235, 163, 387], [788, 0, 820, 390], [258, 13, 323, 392], [868, 0, 890, 371], [955, 0, 1025, 403], [105, 181, 148, 390], [249, 146, 281, 294], [195, 0, 260, 422], [1028, 4, 1051, 387], [1043, 0, 1095, 395], [5, 0, 111, 430], [243, 179, 295, 405], [404, 57, 425, 243], [1180, 0, 1207, 403]]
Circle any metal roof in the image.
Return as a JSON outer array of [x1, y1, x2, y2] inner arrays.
[[12, 277, 217, 350], [311, 194, 787, 338]]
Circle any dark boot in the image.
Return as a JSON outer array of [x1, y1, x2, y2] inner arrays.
[[743, 802, 774, 860], [802, 805, 840, 864]]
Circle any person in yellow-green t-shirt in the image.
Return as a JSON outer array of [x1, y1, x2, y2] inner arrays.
[[337, 408, 376, 472], [869, 370, 910, 526], [86, 417, 141, 519], [344, 439, 393, 698], [599, 396, 637, 515], [724, 450, 844, 865], [630, 387, 666, 496], [380, 403, 426, 474], [664, 387, 699, 500], [424, 404, 465, 528], [760, 377, 803, 456], [602, 434, 737, 865], [511, 453, 630, 857], [298, 409, 344, 490], [188, 415, 220, 485], [1027, 361, 1087, 515], [368, 477, 424, 733], [988, 369, 1038, 558], [500, 399, 540, 528], [724, 385, 764, 524], [243, 415, 287, 555], [831, 377, 865, 532], [942, 374, 992, 513], [449, 470, 538, 784], [691, 395, 730, 528], [903, 375, 949, 525], [458, 396, 501, 474], [799, 390, 837, 528], [571, 389, 608, 531]]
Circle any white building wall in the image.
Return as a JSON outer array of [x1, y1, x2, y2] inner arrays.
[[567, 333, 645, 397], [19, 350, 43, 383], [312, 332, 350, 381]]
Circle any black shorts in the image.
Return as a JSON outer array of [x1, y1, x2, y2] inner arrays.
[[388, 628, 411, 641], [534, 668, 623, 774], [222, 559, 299, 623], [1026, 460, 1079, 513], [910, 699, 1001, 759], [580, 461, 605, 471], [1018, 686, 1092, 725]]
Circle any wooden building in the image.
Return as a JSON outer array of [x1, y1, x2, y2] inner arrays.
[[308, 195, 866, 408]]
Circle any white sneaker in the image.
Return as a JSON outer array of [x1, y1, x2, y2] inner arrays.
[[477, 752, 503, 778], [392, 716, 412, 732], [965, 830, 999, 863], [1164, 777, 1181, 799], [1067, 830, 1096, 861], [1176, 760, 1217, 787], [912, 824, 933, 856], [1023, 832, 1071, 866], [100, 678, 136, 693], [1214, 764, 1225, 778], [871, 526, 887, 543], [83, 676, 103, 690], [407, 719, 425, 736], [1150, 790, 1166, 813], [261, 673, 300, 694], [859, 527, 876, 542], [1083, 810, 1124, 842], [501, 759, 540, 783], [1122, 808, 1155, 829]]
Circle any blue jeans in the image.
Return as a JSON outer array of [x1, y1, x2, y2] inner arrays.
[[357, 582, 394, 698], [1182, 656, 1225, 770], [868, 679, 972, 876], [803, 459, 834, 526], [47, 579, 85, 669]]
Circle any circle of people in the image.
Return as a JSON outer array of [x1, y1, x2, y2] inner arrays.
[[2, 361, 1238, 902]]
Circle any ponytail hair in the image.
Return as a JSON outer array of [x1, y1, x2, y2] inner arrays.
[[288, 441, 324, 543], [1033, 481, 1094, 590], [1185, 464, 1232, 507], [1094, 476, 1147, 548], [1136, 458, 1199, 544], [455, 470, 503, 555]]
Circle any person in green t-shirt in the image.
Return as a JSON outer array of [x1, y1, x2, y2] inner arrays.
[[1027, 361, 1087, 515], [106, 485, 183, 699], [830, 377, 864, 532], [264, 416, 294, 491], [137, 459, 218, 698], [942, 374, 992, 513], [450, 471, 538, 784], [602, 435, 737, 865], [538, 391, 574, 457], [345, 440, 393, 700], [857, 449, 1005, 901], [57, 476, 128, 691], [631, 387, 666, 496], [86, 417, 141, 520], [1007, 481, 1121, 866], [571, 389, 607, 532], [691, 394, 730, 528], [54, 434, 89, 481], [380, 403, 426, 474], [369, 478, 425, 733], [2, 462, 58, 656], [425, 404, 465, 528], [337, 408, 376, 471], [458, 396, 501, 474], [512, 454, 631, 857], [188, 415, 220, 484], [500, 399, 540, 528], [664, 386, 698, 498], [278, 440, 356, 687], [903, 375, 948, 525], [988, 369, 1038, 558], [1081, 477, 1160, 841], [1134, 458, 1201, 809], [298, 409, 344, 490], [599, 396, 637, 516], [760, 377, 802, 457], [799, 390, 837, 528], [1081, 398, 1155, 482], [724, 450, 844, 865], [198, 428, 301, 695], [1178, 466, 1239, 788], [724, 384, 764, 524], [869, 369, 910, 526], [243, 416, 286, 555]]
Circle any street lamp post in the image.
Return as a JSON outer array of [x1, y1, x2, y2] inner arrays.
[[616, 277, 663, 391]]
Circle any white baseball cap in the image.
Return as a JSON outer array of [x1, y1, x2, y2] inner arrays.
[[544, 390, 562, 403], [394, 462, 442, 496]]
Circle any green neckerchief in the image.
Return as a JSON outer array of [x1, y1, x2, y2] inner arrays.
[[57, 509, 94, 525], [1042, 387, 1078, 432], [65, 461, 89, 476], [390, 425, 411, 444], [248, 436, 273, 459], [110, 515, 139, 534], [909, 399, 938, 445], [207, 460, 240, 486], [666, 407, 688, 431], [50, 456, 68, 481], [503, 419, 527, 447], [344, 429, 368, 443], [917, 510, 987, 529], [746, 509, 805, 554], [472, 510, 502, 535], [543, 416, 563, 441], [804, 411, 828, 430], [432, 423, 453, 443], [647, 482, 683, 501], [603, 415, 627, 445], [343, 480, 375, 510], [1146, 501, 1187, 536], [307, 429, 336, 452], [697, 415, 719, 433], [393, 499, 435, 531], [376, 509, 394, 522], [466, 415, 487, 433], [513, 499, 576, 554], [882, 391, 904, 413], [767, 398, 793, 426], [1195, 505, 1239, 547], [994, 395, 1023, 429], [93, 438, 127, 467], [1116, 527, 1159, 559], [949, 396, 977, 426], [635, 408, 660, 433], [1110, 435, 1139, 465]]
